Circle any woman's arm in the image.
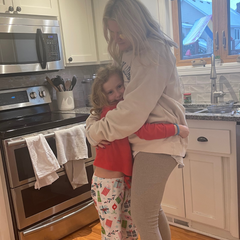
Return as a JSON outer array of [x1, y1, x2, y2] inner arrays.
[[86, 43, 177, 146], [86, 113, 100, 130]]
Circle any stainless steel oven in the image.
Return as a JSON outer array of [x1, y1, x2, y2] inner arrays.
[[0, 16, 64, 75], [0, 86, 98, 240]]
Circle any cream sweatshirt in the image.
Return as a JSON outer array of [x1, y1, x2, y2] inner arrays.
[[86, 39, 188, 157]]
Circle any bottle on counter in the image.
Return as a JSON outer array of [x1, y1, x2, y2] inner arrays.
[[81, 74, 97, 107], [184, 93, 192, 104]]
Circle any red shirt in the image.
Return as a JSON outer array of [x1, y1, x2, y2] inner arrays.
[[93, 104, 175, 177]]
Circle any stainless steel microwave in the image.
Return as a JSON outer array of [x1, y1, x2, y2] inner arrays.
[[0, 16, 64, 75]]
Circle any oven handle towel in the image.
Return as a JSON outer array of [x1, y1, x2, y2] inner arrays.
[[55, 125, 89, 189], [25, 134, 60, 189]]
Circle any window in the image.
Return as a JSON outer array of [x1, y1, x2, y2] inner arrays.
[[172, 0, 240, 66]]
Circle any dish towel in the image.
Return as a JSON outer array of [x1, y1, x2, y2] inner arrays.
[[25, 134, 60, 190], [55, 125, 89, 189]]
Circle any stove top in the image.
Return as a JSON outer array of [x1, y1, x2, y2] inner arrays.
[[0, 86, 89, 139], [0, 111, 89, 139]]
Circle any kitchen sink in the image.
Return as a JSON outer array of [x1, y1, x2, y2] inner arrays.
[[185, 104, 235, 114], [185, 107, 208, 113]]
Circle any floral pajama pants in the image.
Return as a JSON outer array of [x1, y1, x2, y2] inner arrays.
[[91, 175, 138, 240]]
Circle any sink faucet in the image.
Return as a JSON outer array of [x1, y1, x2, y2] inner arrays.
[[218, 75, 238, 103], [210, 54, 225, 104]]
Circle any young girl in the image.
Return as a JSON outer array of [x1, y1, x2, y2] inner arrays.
[[88, 65, 189, 240]]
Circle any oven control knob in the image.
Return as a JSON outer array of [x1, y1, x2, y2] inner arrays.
[[30, 92, 37, 99], [16, 6, 21, 12], [8, 6, 14, 12], [39, 90, 46, 98]]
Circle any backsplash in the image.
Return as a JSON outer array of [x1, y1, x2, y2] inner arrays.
[[0, 65, 105, 110], [0, 65, 239, 107], [180, 72, 240, 104]]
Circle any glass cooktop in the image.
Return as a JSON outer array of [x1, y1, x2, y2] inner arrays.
[[0, 105, 89, 139]]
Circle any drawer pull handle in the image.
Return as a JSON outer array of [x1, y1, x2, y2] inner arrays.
[[197, 136, 208, 142]]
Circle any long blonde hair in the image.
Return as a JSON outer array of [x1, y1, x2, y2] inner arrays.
[[90, 65, 123, 116], [103, 0, 178, 65]]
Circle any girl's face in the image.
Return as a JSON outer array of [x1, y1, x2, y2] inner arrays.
[[107, 19, 132, 52], [103, 73, 125, 105]]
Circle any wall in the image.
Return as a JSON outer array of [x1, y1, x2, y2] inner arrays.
[[1, 64, 239, 107], [180, 72, 240, 104], [0, 65, 104, 110]]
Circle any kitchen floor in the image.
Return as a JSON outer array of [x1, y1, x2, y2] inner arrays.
[[61, 220, 217, 240]]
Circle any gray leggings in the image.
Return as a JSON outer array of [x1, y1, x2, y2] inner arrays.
[[131, 153, 177, 240]]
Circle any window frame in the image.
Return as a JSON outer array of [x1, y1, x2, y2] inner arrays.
[[171, 0, 240, 67]]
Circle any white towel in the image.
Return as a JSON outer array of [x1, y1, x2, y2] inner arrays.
[[25, 134, 60, 190], [55, 125, 88, 189]]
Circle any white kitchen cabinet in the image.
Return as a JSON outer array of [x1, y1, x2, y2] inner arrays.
[[92, 0, 111, 62], [184, 152, 225, 228], [140, 0, 159, 22], [183, 126, 229, 228], [0, 0, 58, 16], [162, 120, 239, 239], [161, 167, 185, 218], [58, 0, 160, 66], [58, 0, 98, 66]]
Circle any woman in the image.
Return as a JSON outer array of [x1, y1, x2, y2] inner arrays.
[[86, 1, 188, 239]]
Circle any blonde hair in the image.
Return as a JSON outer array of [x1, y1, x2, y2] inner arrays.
[[103, 0, 178, 65], [90, 65, 123, 116]]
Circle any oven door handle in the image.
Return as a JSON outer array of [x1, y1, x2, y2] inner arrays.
[[7, 132, 55, 147], [7, 123, 86, 147], [22, 200, 95, 236]]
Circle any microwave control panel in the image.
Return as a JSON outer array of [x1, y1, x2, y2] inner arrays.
[[43, 34, 60, 61]]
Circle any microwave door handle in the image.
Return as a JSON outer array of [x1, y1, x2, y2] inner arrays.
[[36, 29, 47, 69]]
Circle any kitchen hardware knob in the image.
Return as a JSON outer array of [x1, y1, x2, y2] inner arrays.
[[8, 6, 14, 12], [39, 90, 46, 98], [30, 92, 37, 99], [197, 136, 208, 142], [68, 57, 73, 62], [16, 6, 21, 12]]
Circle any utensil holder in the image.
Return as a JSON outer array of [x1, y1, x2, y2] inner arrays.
[[56, 91, 75, 110]]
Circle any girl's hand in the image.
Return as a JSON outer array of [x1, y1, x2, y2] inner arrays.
[[178, 125, 189, 138], [96, 140, 111, 149]]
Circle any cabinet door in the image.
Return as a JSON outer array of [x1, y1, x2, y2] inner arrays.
[[93, 0, 111, 62], [183, 152, 225, 229], [0, 0, 12, 13], [58, 0, 97, 65], [12, 0, 58, 16], [162, 167, 185, 218], [140, 0, 159, 22]]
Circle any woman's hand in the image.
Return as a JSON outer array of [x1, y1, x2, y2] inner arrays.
[[178, 125, 189, 138], [96, 140, 111, 149]]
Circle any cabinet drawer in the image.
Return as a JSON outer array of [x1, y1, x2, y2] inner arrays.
[[187, 128, 230, 154]]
